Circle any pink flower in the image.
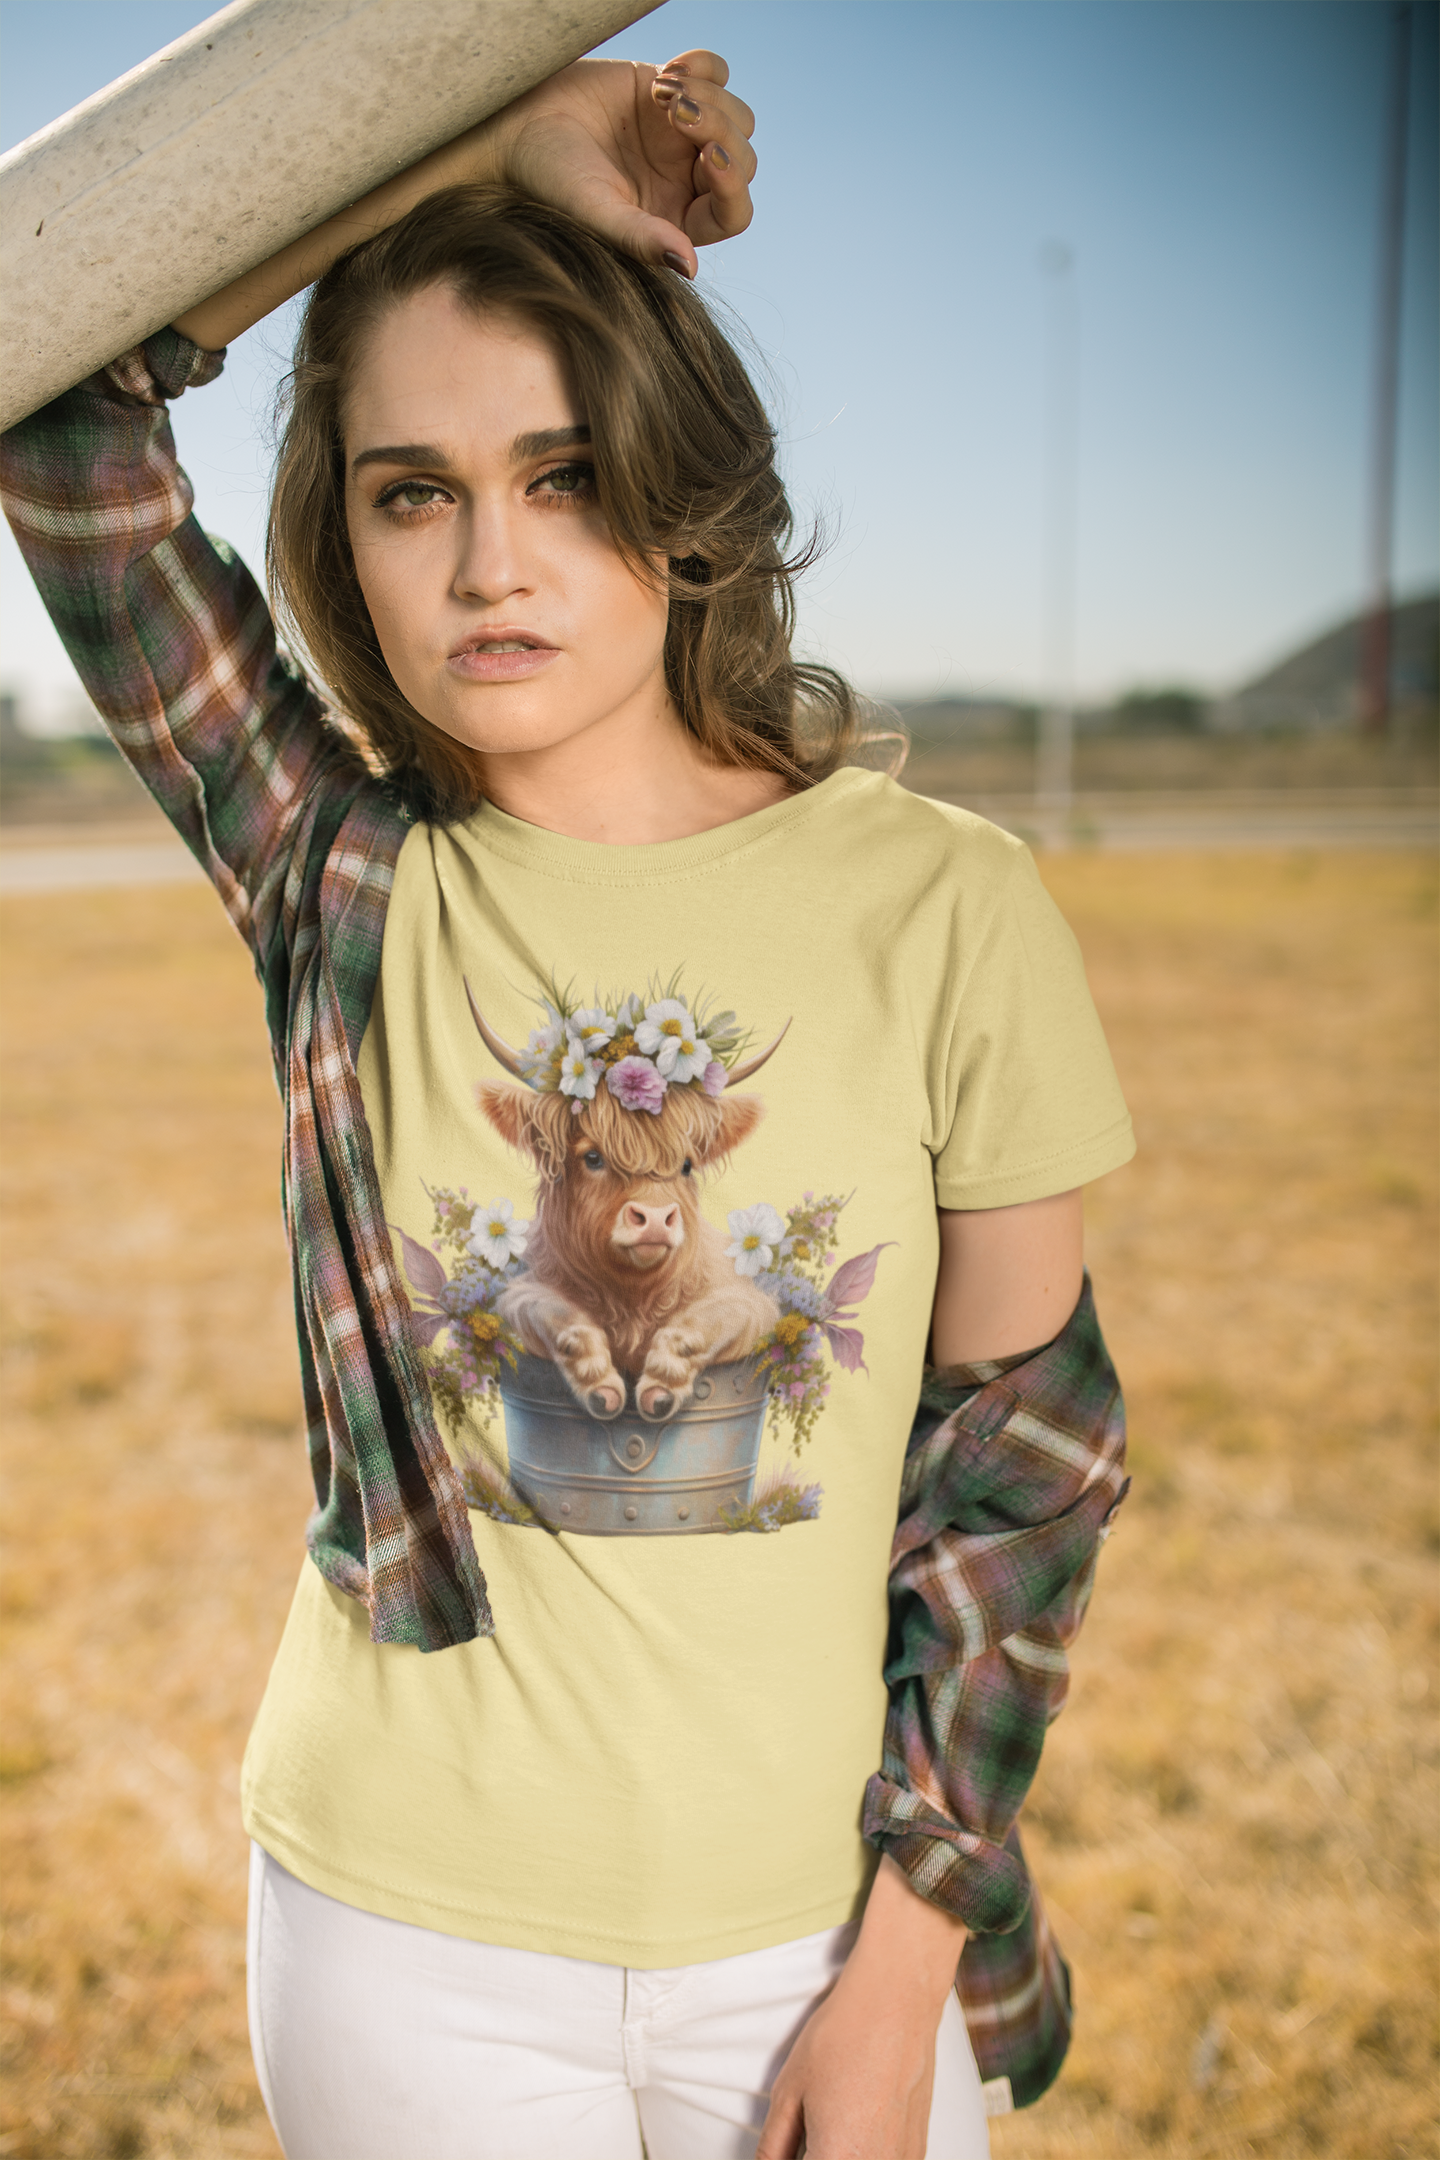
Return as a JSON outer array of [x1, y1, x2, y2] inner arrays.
[[607, 1056, 667, 1115], [702, 1059, 727, 1098]]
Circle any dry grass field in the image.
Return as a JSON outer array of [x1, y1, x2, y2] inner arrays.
[[1, 851, 1435, 2160]]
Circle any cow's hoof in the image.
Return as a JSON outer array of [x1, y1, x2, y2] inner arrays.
[[586, 1386, 624, 1421]]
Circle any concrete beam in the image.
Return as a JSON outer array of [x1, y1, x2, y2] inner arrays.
[[0, 0, 663, 431]]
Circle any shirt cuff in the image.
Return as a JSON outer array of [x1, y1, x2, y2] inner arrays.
[[861, 1774, 1033, 1934], [104, 328, 226, 407]]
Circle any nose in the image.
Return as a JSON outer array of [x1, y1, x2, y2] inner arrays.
[[453, 500, 534, 607], [624, 1202, 679, 1236]]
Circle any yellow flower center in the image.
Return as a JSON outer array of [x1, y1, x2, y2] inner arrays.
[[469, 1311, 503, 1343], [775, 1312, 808, 1346], [660, 1017, 683, 1037], [742, 1234, 762, 1251]]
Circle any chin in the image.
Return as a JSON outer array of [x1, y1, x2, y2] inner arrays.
[[425, 697, 588, 760]]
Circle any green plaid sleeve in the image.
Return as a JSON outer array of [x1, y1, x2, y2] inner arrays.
[[863, 1275, 1128, 2104], [0, 329, 368, 969], [2, 336, 494, 1655]]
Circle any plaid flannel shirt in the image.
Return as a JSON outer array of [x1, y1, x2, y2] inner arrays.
[[1, 335, 1128, 2108]]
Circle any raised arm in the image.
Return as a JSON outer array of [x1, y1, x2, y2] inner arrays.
[[175, 51, 757, 351], [0, 331, 357, 970]]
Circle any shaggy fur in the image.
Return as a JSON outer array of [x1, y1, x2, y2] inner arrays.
[[477, 1079, 778, 1416]]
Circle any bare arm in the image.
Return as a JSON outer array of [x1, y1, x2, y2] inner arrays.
[[930, 1188, 1085, 1367], [759, 1190, 1086, 2156], [174, 50, 757, 351]]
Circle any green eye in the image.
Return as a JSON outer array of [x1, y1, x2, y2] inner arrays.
[[377, 480, 445, 514], [533, 462, 594, 500]]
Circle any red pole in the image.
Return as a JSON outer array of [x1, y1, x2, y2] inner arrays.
[[1361, 3, 1413, 735]]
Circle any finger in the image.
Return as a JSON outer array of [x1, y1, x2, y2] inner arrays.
[[658, 48, 731, 91], [654, 84, 758, 191], [684, 132, 756, 247], [755, 2093, 803, 2160], [653, 74, 756, 143], [570, 189, 700, 280]]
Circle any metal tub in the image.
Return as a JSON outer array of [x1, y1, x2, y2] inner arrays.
[[499, 1353, 770, 1534]]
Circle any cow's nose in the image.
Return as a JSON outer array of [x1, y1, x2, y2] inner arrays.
[[624, 1202, 679, 1234]]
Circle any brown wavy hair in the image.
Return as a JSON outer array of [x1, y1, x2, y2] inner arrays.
[[267, 185, 891, 821]]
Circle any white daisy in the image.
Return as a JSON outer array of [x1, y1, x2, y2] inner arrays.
[[466, 1197, 530, 1269], [725, 1202, 788, 1278], [637, 998, 708, 1081], [558, 1034, 602, 1101], [569, 1005, 616, 1052]]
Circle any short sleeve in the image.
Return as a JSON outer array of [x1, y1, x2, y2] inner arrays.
[[930, 846, 1134, 1208]]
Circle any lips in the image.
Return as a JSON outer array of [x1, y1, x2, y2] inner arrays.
[[448, 628, 560, 683]]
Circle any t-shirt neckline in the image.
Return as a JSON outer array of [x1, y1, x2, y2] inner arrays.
[[453, 767, 873, 886]]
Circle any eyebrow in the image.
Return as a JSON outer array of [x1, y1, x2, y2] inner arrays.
[[350, 424, 591, 478]]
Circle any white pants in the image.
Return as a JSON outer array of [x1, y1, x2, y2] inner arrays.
[[248, 1845, 992, 2159]]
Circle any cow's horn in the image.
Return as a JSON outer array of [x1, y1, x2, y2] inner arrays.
[[464, 977, 527, 1079], [724, 1019, 792, 1087]]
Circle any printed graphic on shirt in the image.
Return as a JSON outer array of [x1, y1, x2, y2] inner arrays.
[[393, 973, 892, 1538]]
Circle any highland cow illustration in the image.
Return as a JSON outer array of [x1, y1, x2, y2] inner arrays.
[[465, 979, 789, 1422], [392, 970, 894, 1535]]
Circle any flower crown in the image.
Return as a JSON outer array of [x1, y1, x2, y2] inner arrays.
[[465, 973, 789, 1115]]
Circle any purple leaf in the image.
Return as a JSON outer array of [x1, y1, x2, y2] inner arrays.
[[408, 1309, 451, 1348], [824, 1242, 895, 1316], [823, 1321, 868, 1373], [392, 1224, 448, 1300]]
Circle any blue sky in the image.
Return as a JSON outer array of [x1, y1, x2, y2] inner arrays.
[[1, 0, 1435, 722]]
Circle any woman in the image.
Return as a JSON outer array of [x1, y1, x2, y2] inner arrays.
[[2, 49, 1131, 2160]]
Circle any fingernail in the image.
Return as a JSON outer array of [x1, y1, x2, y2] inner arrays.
[[662, 251, 694, 280], [653, 78, 678, 102], [662, 60, 690, 75], [709, 144, 731, 170], [675, 95, 701, 123]]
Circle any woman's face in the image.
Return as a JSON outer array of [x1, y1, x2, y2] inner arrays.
[[343, 286, 671, 760]]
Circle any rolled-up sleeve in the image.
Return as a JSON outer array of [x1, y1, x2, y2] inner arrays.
[[863, 1275, 1129, 1933], [0, 328, 364, 969]]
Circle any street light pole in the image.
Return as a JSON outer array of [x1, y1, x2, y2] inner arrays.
[[1360, 1, 1413, 735], [1037, 240, 1080, 813]]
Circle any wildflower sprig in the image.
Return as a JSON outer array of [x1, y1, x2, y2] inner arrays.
[[735, 1192, 893, 1453], [391, 1186, 527, 1434]]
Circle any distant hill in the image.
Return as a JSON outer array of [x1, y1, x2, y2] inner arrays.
[[1213, 591, 1438, 733], [884, 591, 1439, 740]]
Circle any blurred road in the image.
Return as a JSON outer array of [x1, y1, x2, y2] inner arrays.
[[964, 788, 1440, 851], [0, 839, 206, 892]]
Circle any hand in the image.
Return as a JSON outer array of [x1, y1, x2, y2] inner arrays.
[[174, 51, 754, 348], [487, 50, 757, 277], [757, 1858, 967, 2160]]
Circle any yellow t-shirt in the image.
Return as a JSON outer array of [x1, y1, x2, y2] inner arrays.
[[241, 769, 1133, 1965]]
